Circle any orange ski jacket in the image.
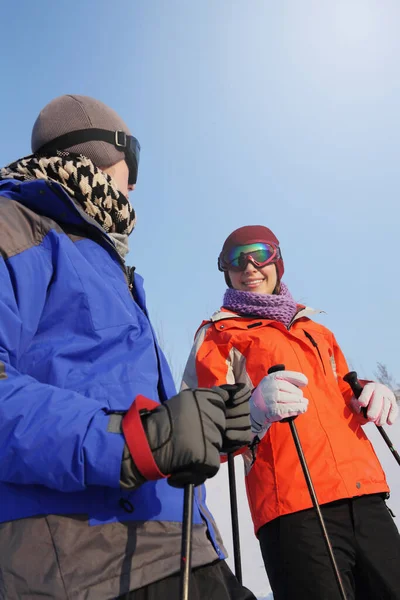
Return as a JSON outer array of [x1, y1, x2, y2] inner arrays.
[[182, 307, 389, 535]]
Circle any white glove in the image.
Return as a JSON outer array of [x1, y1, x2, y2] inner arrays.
[[350, 382, 399, 426], [250, 370, 309, 437]]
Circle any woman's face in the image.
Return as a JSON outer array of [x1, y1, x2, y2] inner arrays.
[[228, 262, 278, 295]]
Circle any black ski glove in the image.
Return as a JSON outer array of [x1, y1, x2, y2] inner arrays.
[[219, 383, 252, 453], [121, 388, 227, 488]]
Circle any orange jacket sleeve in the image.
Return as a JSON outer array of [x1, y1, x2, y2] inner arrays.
[[181, 321, 249, 461], [181, 322, 234, 390]]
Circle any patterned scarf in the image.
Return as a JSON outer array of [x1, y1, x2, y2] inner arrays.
[[223, 282, 298, 328], [0, 152, 136, 235]]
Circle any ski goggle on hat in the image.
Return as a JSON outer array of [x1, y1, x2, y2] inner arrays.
[[218, 242, 282, 272], [36, 129, 141, 185]]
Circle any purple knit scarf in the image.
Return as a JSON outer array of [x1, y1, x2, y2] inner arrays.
[[223, 282, 298, 328]]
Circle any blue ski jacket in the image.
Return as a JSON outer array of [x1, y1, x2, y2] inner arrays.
[[0, 178, 224, 559]]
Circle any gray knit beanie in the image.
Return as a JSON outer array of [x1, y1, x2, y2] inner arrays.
[[31, 94, 132, 169]]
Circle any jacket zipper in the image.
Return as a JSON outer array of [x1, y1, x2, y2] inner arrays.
[[127, 266, 136, 293], [303, 330, 326, 374]]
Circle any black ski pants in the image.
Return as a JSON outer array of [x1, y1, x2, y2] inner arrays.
[[258, 494, 400, 600], [118, 559, 256, 599]]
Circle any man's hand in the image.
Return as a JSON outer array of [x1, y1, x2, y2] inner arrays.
[[122, 388, 227, 488], [218, 383, 252, 452]]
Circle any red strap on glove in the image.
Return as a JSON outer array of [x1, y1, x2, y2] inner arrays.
[[122, 395, 167, 481]]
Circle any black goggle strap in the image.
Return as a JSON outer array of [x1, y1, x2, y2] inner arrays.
[[36, 128, 140, 181]]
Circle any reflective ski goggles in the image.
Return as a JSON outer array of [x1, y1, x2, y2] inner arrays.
[[36, 128, 141, 185], [218, 242, 281, 272]]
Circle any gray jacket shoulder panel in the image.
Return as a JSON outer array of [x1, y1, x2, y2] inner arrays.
[[0, 196, 62, 260]]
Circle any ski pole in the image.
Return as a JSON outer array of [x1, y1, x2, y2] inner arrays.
[[227, 452, 243, 584], [268, 364, 348, 600], [344, 371, 400, 467], [180, 483, 194, 600]]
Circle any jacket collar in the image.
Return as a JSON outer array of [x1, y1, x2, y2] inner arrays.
[[209, 305, 325, 324]]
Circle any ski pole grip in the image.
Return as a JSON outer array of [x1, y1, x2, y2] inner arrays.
[[343, 371, 363, 399], [268, 364, 286, 375], [343, 371, 367, 418], [267, 364, 295, 423]]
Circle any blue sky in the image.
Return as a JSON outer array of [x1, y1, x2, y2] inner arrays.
[[1, 1, 399, 385], [1, 2, 399, 596]]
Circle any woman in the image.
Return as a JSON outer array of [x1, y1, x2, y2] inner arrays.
[[182, 224, 400, 600]]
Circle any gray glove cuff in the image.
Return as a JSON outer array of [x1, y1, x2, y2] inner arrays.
[[120, 443, 146, 489]]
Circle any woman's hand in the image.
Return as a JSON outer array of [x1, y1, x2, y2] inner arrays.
[[350, 382, 398, 426], [250, 370, 309, 437]]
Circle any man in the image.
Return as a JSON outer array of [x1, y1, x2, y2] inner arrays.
[[0, 95, 255, 599]]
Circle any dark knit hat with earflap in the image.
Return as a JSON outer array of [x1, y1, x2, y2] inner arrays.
[[218, 225, 284, 288]]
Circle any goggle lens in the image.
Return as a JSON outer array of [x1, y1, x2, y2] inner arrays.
[[126, 136, 141, 185], [220, 242, 279, 271]]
